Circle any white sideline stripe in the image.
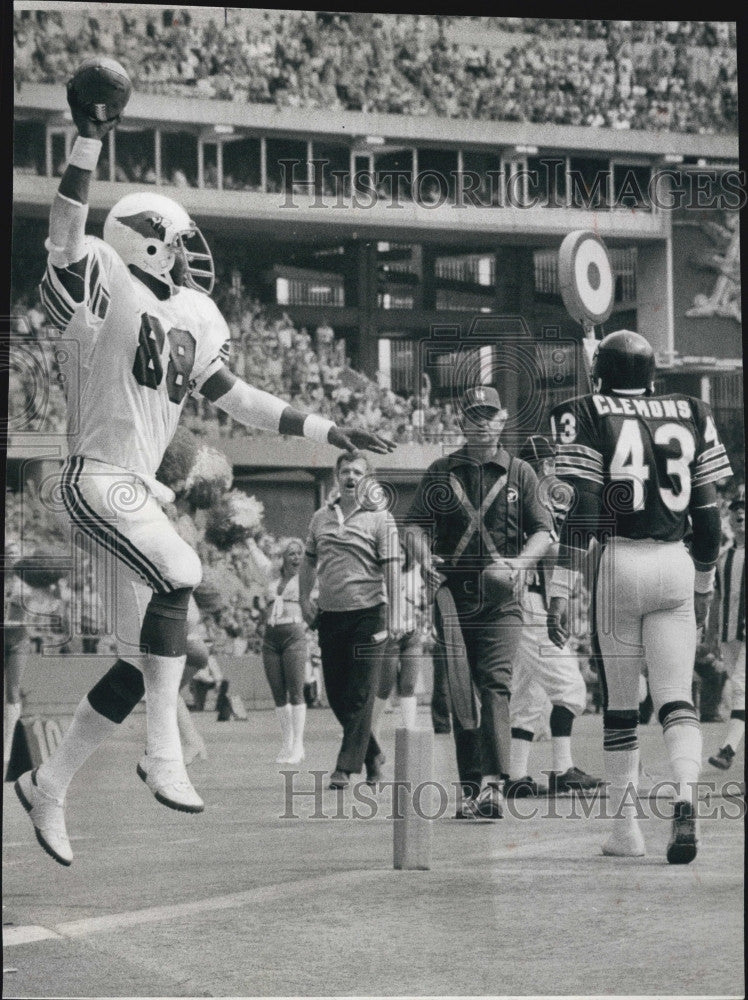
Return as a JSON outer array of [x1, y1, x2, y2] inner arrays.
[[3, 870, 384, 947], [3, 926, 63, 946]]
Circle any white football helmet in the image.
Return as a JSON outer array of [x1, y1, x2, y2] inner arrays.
[[103, 192, 214, 294]]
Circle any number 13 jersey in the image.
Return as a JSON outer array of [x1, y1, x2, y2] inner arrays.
[[40, 236, 230, 482], [550, 392, 732, 540]]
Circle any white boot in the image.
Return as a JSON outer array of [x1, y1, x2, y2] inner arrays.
[[177, 695, 208, 766], [287, 703, 306, 764], [4, 701, 22, 769], [400, 695, 418, 730], [275, 704, 293, 763]]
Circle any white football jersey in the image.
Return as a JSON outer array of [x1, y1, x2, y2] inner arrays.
[[40, 236, 229, 483]]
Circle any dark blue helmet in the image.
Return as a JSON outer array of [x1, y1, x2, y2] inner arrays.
[[592, 330, 655, 395]]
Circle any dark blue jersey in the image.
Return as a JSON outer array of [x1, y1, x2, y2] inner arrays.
[[550, 393, 731, 543]]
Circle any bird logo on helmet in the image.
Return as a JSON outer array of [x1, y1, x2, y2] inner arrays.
[[103, 192, 215, 295], [591, 329, 656, 396]]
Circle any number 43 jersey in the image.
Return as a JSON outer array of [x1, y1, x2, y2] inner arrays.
[[40, 236, 230, 483], [550, 392, 732, 541]]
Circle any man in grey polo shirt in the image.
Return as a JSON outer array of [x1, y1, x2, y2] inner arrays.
[[300, 451, 401, 789]]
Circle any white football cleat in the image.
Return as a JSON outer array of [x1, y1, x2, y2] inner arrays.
[[14, 769, 73, 866], [602, 825, 646, 857], [137, 755, 204, 813]]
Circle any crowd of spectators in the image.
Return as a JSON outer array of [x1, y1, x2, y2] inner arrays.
[[466, 19, 736, 47], [14, 11, 737, 134]]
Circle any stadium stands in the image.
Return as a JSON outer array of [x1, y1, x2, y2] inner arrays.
[[13, 12, 737, 133]]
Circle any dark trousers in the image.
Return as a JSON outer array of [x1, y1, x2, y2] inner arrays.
[[317, 604, 387, 774], [436, 596, 522, 795], [430, 640, 452, 733]]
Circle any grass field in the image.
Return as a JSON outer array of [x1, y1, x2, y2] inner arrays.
[[2, 700, 744, 998]]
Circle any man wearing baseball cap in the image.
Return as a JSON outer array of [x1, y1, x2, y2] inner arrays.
[[403, 386, 555, 819], [506, 435, 602, 798], [705, 495, 745, 770]]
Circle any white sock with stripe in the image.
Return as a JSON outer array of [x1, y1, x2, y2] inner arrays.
[[603, 716, 642, 848], [604, 748, 640, 822], [142, 653, 186, 761], [36, 698, 117, 799], [662, 713, 702, 806]]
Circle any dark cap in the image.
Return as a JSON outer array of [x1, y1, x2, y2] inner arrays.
[[728, 497, 745, 511], [518, 435, 555, 464], [462, 385, 502, 413]]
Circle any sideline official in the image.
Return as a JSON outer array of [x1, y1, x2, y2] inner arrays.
[[300, 451, 401, 789], [404, 386, 555, 818]]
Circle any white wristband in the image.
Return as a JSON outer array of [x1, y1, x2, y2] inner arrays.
[[303, 413, 335, 445], [547, 566, 579, 600], [694, 568, 716, 594], [67, 137, 102, 172]]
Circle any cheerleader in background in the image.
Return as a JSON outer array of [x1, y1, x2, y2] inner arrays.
[[262, 538, 308, 764]]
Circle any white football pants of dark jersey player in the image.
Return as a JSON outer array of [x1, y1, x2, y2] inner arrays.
[[595, 538, 696, 711]]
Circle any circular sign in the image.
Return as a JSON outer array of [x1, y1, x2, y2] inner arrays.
[[558, 230, 614, 325]]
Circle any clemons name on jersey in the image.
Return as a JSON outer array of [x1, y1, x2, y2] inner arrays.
[[40, 236, 230, 487], [550, 391, 732, 541]]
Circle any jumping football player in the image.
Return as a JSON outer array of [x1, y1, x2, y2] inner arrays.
[[15, 76, 395, 866], [547, 330, 730, 863]]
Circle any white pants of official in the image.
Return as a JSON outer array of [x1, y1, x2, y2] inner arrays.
[[511, 590, 587, 731], [58, 456, 202, 668], [595, 538, 696, 714]]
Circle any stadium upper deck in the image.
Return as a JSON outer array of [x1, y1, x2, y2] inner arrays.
[[12, 10, 742, 387]]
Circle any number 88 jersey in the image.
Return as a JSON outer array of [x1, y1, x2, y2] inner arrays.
[[550, 392, 732, 540], [40, 236, 230, 483]]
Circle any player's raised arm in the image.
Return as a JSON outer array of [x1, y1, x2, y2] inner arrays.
[[41, 61, 130, 332], [199, 365, 397, 455], [47, 62, 129, 268]]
